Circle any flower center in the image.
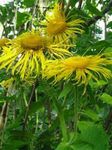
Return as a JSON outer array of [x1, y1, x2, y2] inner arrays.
[[75, 58, 90, 69], [65, 57, 90, 70], [21, 35, 46, 50], [47, 21, 67, 35]]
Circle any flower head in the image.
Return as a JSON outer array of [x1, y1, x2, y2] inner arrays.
[[42, 4, 84, 43], [0, 31, 71, 80], [43, 55, 112, 86]]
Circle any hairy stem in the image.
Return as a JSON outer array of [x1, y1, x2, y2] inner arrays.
[[74, 86, 78, 132], [53, 100, 68, 142], [29, 0, 38, 29], [0, 101, 10, 149], [23, 81, 37, 130]]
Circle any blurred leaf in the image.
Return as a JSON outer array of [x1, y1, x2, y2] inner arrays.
[[87, 40, 111, 55], [73, 121, 109, 150], [82, 109, 100, 121], [104, 47, 112, 57], [58, 82, 73, 99], [28, 101, 44, 116], [4, 140, 27, 149], [5, 26, 12, 34], [72, 143, 93, 150], [86, 0, 102, 16], [23, 0, 35, 7], [56, 142, 72, 150], [17, 12, 30, 27], [107, 21, 112, 29], [0, 95, 15, 101], [100, 93, 112, 105], [89, 80, 108, 90], [104, 47, 112, 53], [0, 6, 7, 23], [70, 0, 79, 7]]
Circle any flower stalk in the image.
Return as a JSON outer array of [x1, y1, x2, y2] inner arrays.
[[53, 99, 68, 142], [74, 86, 78, 132]]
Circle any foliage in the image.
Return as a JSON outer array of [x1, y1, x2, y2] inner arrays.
[[0, 0, 112, 150]]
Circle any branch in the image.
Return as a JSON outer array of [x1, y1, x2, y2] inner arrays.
[[45, 100, 51, 125], [78, 0, 83, 10], [87, 0, 112, 26], [23, 81, 38, 130], [0, 102, 9, 130], [13, 0, 18, 36], [0, 101, 10, 149], [29, 0, 38, 30], [65, 0, 71, 14]]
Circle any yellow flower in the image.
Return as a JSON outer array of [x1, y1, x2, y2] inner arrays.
[[42, 4, 84, 43], [0, 38, 9, 47], [43, 55, 112, 86], [0, 31, 71, 80]]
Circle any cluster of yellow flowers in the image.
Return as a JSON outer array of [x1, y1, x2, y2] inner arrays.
[[0, 4, 111, 89]]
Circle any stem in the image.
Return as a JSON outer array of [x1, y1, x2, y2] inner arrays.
[[59, 112, 68, 141], [0, 101, 10, 149], [53, 100, 68, 142], [104, 16, 107, 40], [30, 0, 38, 29], [78, 0, 83, 10], [23, 82, 37, 130], [74, 86, 78, 132], [45, 100, 51, 126], [64, 0, 71, 14], [14, 0, 18, 36]]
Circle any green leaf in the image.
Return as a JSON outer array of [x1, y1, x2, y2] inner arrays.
[[104, 47, 112, 57], [73, 121, 109, 150], [56, 121, 109, 150], [17, 12, 30, 27], [0, 95, 15, 102], [107, 21, 112, 29], [82, 109, 99, 121], [89, 80, 107, 90], [56, 142, 73, 150], [100, 93, 112, 105], [70, 0, 79, 6], [72, 143, 93, 150], [58, 82, 73, 99], [4, 140, 28, 150], [0, 6, 7, 23], [23, 0, 35, 7], [28, 101, 44, 116], [86, 0, 102, 16]]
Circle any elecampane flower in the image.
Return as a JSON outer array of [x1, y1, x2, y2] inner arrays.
[[43, 55, 112, 85], [0, 31, 71, 80], [42, 4, 84, 43]]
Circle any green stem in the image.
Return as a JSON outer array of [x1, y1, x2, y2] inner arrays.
[[74, 86, 78, 132], [53, 100, 68, 142], [59, 112, 68, 141]]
